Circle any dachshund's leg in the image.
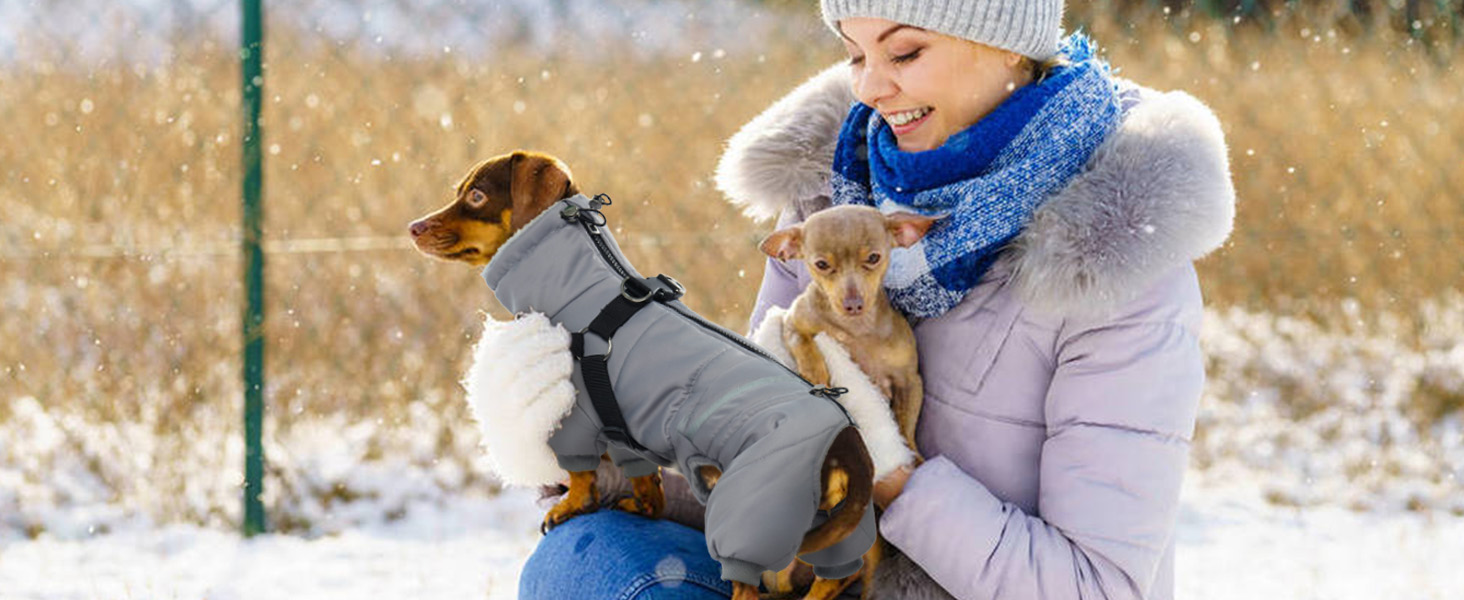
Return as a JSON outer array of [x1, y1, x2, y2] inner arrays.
[[858, 541, 884, 600], [803, 541, 881, 600], [614, 470, 665, 518], [606, 447, 664, 518], [541, 470, 598, 533], [762, 560, 801, 596], [730, 581, 761, 600]]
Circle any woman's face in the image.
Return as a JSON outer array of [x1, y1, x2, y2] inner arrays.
[[839, 17, 1032, 153]]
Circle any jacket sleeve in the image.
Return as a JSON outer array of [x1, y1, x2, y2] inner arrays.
[[878, 268, 1205, 600]]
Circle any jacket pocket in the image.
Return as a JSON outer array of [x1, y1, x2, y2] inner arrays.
[[916, 280, 1026, 403]]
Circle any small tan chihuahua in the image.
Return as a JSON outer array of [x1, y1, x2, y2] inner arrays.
[[759, 205, 939, 455]]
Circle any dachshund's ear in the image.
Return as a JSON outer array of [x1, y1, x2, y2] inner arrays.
[[759, 226, 804, 262], [509, 152, 577, 231]]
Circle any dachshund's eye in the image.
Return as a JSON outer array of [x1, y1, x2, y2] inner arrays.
[[814, 259, 831, 271], [466, 189, 487, 207], [865, 253, 881, 265]]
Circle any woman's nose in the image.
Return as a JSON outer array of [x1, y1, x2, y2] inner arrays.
[[852, 64, 897, 106]]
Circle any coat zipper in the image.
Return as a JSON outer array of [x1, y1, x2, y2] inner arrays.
[[574, 218, 801, 375]]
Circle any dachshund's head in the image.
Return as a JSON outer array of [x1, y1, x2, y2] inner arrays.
[[409, 150, 579, 266]]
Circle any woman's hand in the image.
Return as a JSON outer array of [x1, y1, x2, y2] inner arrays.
[[873, 464, 914, 509]]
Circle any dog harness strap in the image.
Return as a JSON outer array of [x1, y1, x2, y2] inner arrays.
[[569, 283, 675, 454], [578, 355, 647, 452], [586, 295, 647, 341]]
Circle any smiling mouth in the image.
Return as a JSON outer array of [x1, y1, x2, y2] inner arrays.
[[885, 107, 934, 135]]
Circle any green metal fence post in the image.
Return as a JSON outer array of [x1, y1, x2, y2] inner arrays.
[[241, 0, 267, 537]]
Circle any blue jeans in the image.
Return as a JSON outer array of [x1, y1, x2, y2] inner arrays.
[[519, 511, 734, 599]]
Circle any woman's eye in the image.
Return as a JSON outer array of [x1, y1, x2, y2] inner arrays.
[[891, 49, 922, 64], [847, 54, 865, 67], [866, 253, 881, 264]]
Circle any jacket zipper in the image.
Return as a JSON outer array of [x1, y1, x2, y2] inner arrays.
[[565, 202, 853, 422], [575, 220, 797, 372], [575, 218, 854, 389]]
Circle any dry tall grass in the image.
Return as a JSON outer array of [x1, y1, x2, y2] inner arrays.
[[1, 8, 1460, 524]]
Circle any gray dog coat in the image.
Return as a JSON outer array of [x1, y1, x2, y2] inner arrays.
[[481, 194, 876, 584]]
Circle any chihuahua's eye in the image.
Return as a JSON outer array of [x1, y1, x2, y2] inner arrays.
[[865, 253, 881, 265], [814, 259, 831, 271], [467, 189, 487, 207]]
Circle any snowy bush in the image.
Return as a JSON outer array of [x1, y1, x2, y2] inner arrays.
[[0, 393, 500, 541], [1197, 296, 1464, 514], [4, 297, 1463, 540]]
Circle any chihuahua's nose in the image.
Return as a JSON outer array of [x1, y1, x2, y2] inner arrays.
[[843, 295, 864, 316], [408, 220, 429, 238]]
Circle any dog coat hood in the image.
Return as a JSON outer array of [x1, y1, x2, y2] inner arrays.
[[482, 194, 876, 584]]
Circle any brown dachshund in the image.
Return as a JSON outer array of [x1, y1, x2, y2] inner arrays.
[[410, 150, 875, 600]]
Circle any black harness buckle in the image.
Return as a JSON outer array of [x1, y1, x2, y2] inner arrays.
[[621, 275, 685, 303]]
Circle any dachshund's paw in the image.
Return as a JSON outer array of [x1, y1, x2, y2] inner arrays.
[[611, 492, 662, 518], [541, 492, 599, 534]]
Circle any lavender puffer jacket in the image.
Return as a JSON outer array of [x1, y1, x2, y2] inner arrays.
[[715, 65, 1236, 600]]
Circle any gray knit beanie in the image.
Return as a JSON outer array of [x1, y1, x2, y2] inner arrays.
[[820, 0, 1065, 61]]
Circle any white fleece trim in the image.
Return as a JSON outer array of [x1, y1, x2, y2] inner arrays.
[[461, 312, 577, 487], [750, 306, 917, 479]]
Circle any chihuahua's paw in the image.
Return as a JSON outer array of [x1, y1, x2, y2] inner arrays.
[[799, 361, 832, 388]]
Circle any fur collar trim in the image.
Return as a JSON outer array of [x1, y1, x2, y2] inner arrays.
[[715, 65, 1236, 317]]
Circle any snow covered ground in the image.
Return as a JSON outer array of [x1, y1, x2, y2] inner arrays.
[[3, 304, 1461, 599], [2, 479, 1461, 600]]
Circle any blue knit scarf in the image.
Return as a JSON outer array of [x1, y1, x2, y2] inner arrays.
[[831, 34, 1122, 318]]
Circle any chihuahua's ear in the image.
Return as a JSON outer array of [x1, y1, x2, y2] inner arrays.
[[886, 212, 941, 248], [759, 226, 804, 262], [509, 151, 579, 230]]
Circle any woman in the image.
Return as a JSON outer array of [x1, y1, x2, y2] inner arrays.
[[520, 1, 1234, 598]]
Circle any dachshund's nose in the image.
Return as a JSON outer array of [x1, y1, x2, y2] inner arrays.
[[409, 220, 429, 238], [843, 295, 864, 316]]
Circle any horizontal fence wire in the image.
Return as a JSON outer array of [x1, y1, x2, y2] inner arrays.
[[0, 233, 761, 260]]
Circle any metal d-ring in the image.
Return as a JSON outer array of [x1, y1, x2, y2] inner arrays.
[[620, 278, 655, 303], [577, 327, 612, 358]]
